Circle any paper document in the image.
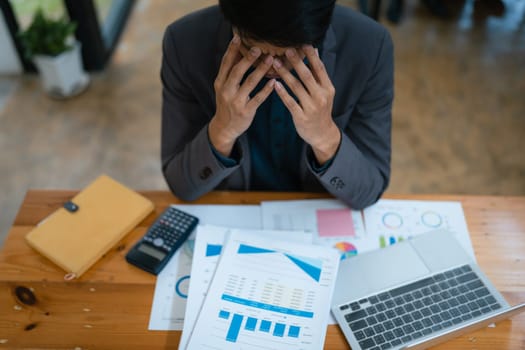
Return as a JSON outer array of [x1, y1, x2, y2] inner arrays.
[[150, 199, 474, 331], [173, 204, 262, 229], [185, 230, 340, 350], [148, 231, 194, 330], [362, 199, 476, 259], [179, 225, 313, 349], [261, 199, 366, 246], [261, 198, 475, 259], [148, 204, 262, 330]]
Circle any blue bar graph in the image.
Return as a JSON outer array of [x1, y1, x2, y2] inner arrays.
[[273, 323, 285, 337], [288, 325, 300, 338], [218, 310, 230, 319], [245, 317, 257, 331], [226, 314, 243, 342], [260, 320, 271, 332], [220, 312, 302, 342]]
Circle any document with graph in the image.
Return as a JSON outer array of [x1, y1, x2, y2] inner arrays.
[[178, 225, 313, 349], [261, 198, 474, 260], [362, 199, 475, 259], [184, 230, 340, 350]]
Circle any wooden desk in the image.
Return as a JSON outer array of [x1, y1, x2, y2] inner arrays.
[[1, 191, 524, 349]]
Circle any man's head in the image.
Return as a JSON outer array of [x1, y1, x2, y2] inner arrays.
[[219, 0, 336, 48]]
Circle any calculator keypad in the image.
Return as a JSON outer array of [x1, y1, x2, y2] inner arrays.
[[143, 207, 198, 253]]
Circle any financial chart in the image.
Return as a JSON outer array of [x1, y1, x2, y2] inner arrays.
[[179, 226, 314, 349], [363, 199, 475, 258], [261, 199, 475, 261], [185, 231, 339, 350]]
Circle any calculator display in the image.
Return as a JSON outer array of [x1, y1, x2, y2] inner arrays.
[[137, 243, 166, 260]]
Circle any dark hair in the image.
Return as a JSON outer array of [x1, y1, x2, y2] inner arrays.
[[219, 0, 336, 47]]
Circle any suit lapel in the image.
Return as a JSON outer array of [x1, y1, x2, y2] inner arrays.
[[215, 17, 232, 74], [321, 24, 337, 89]]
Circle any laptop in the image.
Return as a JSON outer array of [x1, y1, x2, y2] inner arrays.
[[331, 230, 525, 350]]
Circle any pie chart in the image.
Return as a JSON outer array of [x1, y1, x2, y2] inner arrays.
[[334, 241, 358, 260]]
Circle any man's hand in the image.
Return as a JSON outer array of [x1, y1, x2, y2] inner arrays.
[[273, 45, 341, 165], [209, 35, 275, 157]]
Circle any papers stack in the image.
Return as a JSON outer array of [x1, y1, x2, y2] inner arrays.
[[180, 227, 340, 350], [146, 199, 473, 349]]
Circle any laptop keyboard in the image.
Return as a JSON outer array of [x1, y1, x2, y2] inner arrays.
[[339, 264, 502, 350]]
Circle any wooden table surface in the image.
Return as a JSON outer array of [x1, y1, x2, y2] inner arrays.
[[1, 191, 524, 349]]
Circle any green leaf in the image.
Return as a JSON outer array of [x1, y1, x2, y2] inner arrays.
[[17, 8, 77, 59]]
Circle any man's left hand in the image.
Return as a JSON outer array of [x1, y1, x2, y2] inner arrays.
[[273, 45, 341, 165]]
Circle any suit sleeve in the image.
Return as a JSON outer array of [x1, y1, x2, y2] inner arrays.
[[307, 29, 394, 209], [160, 25, 243, 201]]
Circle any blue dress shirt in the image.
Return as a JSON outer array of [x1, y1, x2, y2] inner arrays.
[[247, 78, 302, 190]]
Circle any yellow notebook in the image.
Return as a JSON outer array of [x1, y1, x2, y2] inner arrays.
[[26, 175, 154, 279]]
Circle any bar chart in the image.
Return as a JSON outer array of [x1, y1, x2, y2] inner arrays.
[[186, 230, 340, 349], [218, 310, 303, 343]]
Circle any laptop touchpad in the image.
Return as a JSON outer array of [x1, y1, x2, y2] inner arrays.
[[358, 243, 430, 294]]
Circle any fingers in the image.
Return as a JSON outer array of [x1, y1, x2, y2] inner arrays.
[[237, 54, 273, 99], [224, 47, 263, 91], [274, 80, 303, 116], [302, 45, 331, 87], [246, 78, 275, 113], [215, 35, 241, 86], [272, 57, 310, 104], [284, 48, 318, 93]]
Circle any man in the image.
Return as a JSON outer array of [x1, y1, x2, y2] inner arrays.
[[161, 0, 393, 209]]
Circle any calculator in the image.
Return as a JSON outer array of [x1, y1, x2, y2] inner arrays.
[[125, 206, 199, 275]]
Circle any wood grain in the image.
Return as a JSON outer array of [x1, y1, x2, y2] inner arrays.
[[1, 191, 524, 349]]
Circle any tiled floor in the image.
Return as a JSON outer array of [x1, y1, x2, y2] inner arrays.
[[1, 0, 524, 246]]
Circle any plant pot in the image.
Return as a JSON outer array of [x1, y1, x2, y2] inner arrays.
[[33, 41, 90, 99]]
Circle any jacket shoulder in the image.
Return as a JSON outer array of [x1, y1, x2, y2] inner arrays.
[[331, 5, 390, 42], [165, 6, 223, 43]]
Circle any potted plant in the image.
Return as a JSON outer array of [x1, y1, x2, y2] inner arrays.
[[18, 9, 89, 99]]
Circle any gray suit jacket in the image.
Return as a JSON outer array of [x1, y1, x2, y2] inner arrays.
[[161, 5, 393, 209]]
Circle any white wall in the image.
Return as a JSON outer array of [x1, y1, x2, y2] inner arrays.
[[0, 11, 23, 75]]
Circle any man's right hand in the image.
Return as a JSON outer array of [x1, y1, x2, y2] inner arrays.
[[209, 34, 275, 157]]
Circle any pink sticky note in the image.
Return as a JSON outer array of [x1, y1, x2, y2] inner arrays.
[[316, 209, 356, 237]]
